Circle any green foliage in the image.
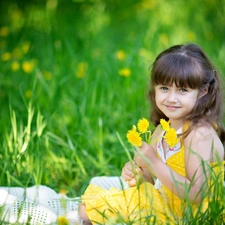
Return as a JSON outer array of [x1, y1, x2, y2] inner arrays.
[[0, 0, 224, 223]]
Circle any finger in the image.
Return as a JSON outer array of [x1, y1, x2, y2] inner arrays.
[[128, 178, 137, 187], [135, 167, 143, 174], [121, 166, 134, 181], [121, 170, 133, 181]]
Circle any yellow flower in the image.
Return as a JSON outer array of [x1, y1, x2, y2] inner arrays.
[[43, 70, 52, 80], [160, 119, 170, 131], [12, 48, 23, 59], [159, 33, 169, 46], [22, 61, 34, 73], [57, 216, 69, 225], [25, 90, 32, 98], [0, 26, 10, 37], [187, 31, 196, 41], [115, 50, 125, 60], [137, 118, 149, 133], [11, 61, 20, 71], [59, 189, 67, 195], [119, 68, 131, 77], [22, 42, 31, 54], [1, 52, 12, 61], [76, 62, 88, 78], [164, 128, 180, 148], [126, 126, 142, 147]]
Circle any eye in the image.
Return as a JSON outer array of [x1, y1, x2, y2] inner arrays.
[[180, 88, 188, 92], [160, 86, 168, 90]]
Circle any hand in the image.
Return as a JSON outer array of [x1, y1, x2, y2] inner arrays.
[[134, 142, 157, 168], [121, 160, 143, 187]]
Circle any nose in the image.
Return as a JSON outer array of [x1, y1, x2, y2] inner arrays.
[[167, 91, 177, 103]]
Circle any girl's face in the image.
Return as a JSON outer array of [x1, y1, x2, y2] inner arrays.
[[155, 83, 200, 127]]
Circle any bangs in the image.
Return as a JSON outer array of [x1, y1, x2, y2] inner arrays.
[[151, 53, 203, 88]]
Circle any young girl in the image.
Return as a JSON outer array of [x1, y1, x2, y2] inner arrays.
[[80, 43, 225, 224]]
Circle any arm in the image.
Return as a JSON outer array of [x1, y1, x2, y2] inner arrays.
[[134, 125, 219, 204]]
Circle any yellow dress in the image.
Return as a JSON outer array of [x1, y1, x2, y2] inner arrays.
[[81, 129, 224, 225]]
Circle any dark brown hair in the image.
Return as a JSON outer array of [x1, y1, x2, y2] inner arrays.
[[148, 43, 225, 144]]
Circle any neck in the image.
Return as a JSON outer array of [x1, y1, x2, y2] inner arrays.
[[169, 120, 184, 130]]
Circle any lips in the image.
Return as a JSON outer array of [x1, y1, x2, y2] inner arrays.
[[165, 105, 180, 110]]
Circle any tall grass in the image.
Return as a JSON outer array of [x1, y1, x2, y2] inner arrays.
[[0, 0, 224, 223]]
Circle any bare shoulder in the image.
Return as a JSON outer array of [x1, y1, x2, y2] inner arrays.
[[184, 123, 224, 162]]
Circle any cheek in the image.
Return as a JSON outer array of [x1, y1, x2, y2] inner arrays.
[[155, 94, 163, 108], [155, 92, 163, 103]]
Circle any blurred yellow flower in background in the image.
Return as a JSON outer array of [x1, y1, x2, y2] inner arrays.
[[138, 48, 152, 60], [115, 50, 126, 60], [118, 68, 131, 77], [57, 216, 69, 225], [187, 31, 196, 41], [12, 48, 23, 59], [22, 61, 35, 73], [25, 90, 32, 99], [159, 33, 169, 46], [127, 126, 142, 147], [11, 61, 20, 71], [43, 70, 52, 80], [0, 26, 10, 37], [0, 40, 6, 49], [137, 118, 149, 133], [59, 189, 67, 195], [1, 52, 12, 61], [22, 42, 31, 54], [76, 62, 88, 78]]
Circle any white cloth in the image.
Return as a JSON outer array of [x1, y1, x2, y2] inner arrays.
[[0, 185, 81, 225], [90, 176, 130, 190]]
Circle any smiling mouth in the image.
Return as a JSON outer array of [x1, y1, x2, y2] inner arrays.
[[165, 105, 180, 110]]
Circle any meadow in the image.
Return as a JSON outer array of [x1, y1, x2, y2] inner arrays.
[[0, 0, 224, 224]]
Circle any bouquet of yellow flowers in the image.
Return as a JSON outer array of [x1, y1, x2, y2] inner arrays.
[[126, 118, 152, 147], [126, 118, 180, 149]]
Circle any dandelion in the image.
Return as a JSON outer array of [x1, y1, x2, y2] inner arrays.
[[59, 189, 67, 195], [126, 126, 142, 147], [187, 31, 196, 41], [11, 61, 20, 71], [164, 128, 180, 148], [138, 48, 152, 59], [22, 42, 31, 54], [54, 40, 62, 49], [57, 216, 69, 225], [160, 119, 170, 131], [0, 40, 6, 49], [0, 26, 10, 37], [160, 119, 180, 149], [76, 62, 88, 78], [1, 52, 12, 61], [12, 48, 23, 59], [25, 90, 32, 99], [137, 118, 149, 133], [159, 33, 169, 46], [43, 70, 52, 80], [119, 68, 131, 77], [22, 61, 34, 73], [115, 50, 125, 60]]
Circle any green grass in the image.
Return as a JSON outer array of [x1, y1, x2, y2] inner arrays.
[[0, 0, 224, 224]]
